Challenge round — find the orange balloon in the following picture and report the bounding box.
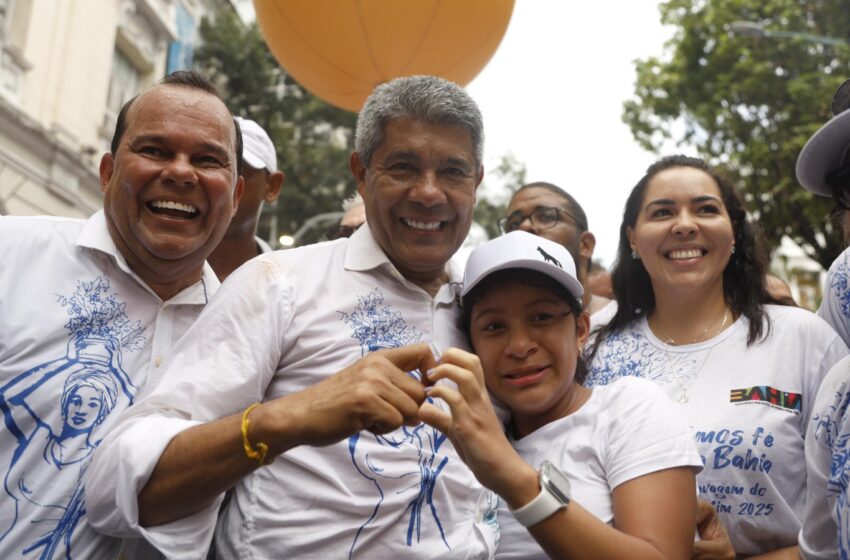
[254,0,515,112]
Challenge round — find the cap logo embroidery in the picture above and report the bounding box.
[536,246,562,269]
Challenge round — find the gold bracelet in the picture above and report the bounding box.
[241,403,270,466]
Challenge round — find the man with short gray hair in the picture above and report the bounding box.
[86,75,498,559]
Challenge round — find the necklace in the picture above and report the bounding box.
[653,309,729,404]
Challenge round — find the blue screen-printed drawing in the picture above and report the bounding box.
[813,381,850,560]
[828,259,850,320]
[586,329,701,387]
[0,277,145,558]
[339,288,452,558]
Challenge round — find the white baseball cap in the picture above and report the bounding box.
[796,79,850,196]
[235,116,278,172]
[462,231,584,304]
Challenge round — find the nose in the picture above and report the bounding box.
[505,324,537,359]
[516,217,536,234]
[672,210,697,236]
[408,170,446,207]
[161,155,197,188]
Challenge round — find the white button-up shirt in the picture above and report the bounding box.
[87,224,498,559]
[0,211,218,559]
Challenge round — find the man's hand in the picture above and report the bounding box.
[259,342,439,450]
[693,499,736,560]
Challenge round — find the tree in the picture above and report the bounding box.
[195,9,358,246]
[623,0,850,268]
[474,153,527,239]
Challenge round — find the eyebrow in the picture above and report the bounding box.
[129,135,232,160]
[645,195,721,208]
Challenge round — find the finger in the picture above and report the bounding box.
[418,402,452,433]
[426,363,486,402]
[438,348,486,386]
[378,343,438,376]
[365,398,406,434]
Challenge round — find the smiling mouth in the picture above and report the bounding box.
[148,200,200,219]
[666,248,706,260]
[401,218,444,232]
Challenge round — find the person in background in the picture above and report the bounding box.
[85,75,499,559]
[796,77,850,559]
[327,193,366,240]
[0,70,243,559]
[765,274,797,307]
[420,231,701,559]
[585,154,847,558]
[501,182,611,314]
[588,261,614,300]
[208,117,284,280]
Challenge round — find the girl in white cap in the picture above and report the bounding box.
[418,230,703,559]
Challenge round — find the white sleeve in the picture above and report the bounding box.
[85,257,292,557]
[601,377,703,489]
[800,357,850,559]
[818,249,850,349]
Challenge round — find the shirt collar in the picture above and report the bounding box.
[343,222,463,298]
[76,210,220,304]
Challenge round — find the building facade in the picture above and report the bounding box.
[0,0,228,217]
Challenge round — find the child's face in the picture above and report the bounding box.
[469,280,589,421]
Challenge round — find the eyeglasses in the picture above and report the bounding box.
[498,206,583,234]
[326,224,361,240]
[826,166,850,210]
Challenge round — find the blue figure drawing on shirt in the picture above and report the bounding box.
[586,329,702,388]
[813,382,850,560]
[0,277,144,558]
[829,259,850,320]
[339,288,451,558]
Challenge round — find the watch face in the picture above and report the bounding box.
[540,461,571,504]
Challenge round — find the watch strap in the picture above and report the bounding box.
[509,478,567,527]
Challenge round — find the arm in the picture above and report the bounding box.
[138,343,437,527]
[419,348,696,559]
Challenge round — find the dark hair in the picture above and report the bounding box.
[110,70,243,176]
[461,268,589,384]
[514,182,589,233]
[587,155,775,364]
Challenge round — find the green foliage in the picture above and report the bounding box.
[195,9,358,246]
[623,0,850,267]
[474,153,527,239]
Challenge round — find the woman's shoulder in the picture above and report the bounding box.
[763,304,841,338]
[592,376,670,410]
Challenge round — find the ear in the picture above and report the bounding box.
[265,171,285,203]
[626,226,637,252]
[350,152,367,197]
[474,165,484,191]
[575,311,591,350]
[231,175,245,218]
[99,153,114,194]
[579,231,596,262]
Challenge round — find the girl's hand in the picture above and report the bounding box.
[418,347,536,500]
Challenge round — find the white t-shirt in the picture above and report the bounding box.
[800,355,850,559]
[819,246,850,348]
[587,305,848,556]
[496,377,703,560]
[87,224,498,560]
[0,212,218,560]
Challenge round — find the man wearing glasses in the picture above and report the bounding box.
[500,182,611,314]
[796,77,850,560]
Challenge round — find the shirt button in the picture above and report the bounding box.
[154,356,163,367]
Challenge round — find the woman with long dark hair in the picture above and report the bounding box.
[586,155,848,557]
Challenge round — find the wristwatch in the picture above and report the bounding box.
[510,461,571,527]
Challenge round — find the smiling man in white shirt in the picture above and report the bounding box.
[86,75,499,559]
[0,70,243,559]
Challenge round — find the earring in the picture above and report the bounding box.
[631,249,640,260]
[731,245,736,255]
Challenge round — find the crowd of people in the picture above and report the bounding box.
[1,69,850,560]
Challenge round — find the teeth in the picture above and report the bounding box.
[150,200,198,215]
[668,249,702,259]
[403,218,441,231]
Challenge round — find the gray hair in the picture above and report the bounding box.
[355,75,484,168]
